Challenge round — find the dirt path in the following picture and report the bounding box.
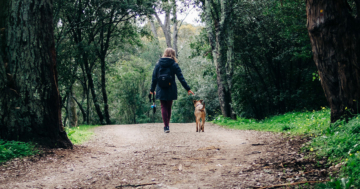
[0,123,326,188]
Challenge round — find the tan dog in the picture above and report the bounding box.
[193,100,206,132]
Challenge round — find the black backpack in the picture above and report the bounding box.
[157,63,174,88]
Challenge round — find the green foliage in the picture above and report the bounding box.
[193,0,327,119]
[0,140,39,163]
[65,125,97,145]
[213,108,330,135]
[309,117,360,188]
[54,0,156,125]
[230,0,327,119]
[107,50,161,124]
[172,95,199,123]
[172,38,220,122]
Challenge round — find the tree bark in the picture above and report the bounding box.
[96,16,113,125]
[154,12,172,48]
[67,88,78,127]
[204,0,236,119]
[86,82,90,124]
[172,0,179,56]
[0,0,72,148]
[307,0,360,122]
[149,17,159,39]
[72,96,86,123]
[83,55,105,124]
[100,58,111,124]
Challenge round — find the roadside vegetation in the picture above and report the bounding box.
[0,125,97,163]
[213,109,360,188]
[65,125,98,145]
[0,140,39,164]
[213,108,330,135]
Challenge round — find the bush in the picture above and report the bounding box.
[0,140,39,163]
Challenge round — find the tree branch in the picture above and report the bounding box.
[154,12,166,31]
[72,96,87,123]
[149,16,158,38]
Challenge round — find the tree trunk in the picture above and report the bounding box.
[154,12,172,48]
[307,0,360,122]
[97,18,113,125]
[0,0,72,148]
[149,17,159,40]
[84,58,105,124]
[86,82,90,124]
[67,88,78,127]
[172,1,179,56]
[72,96,86,124]
[226,26,236,119]
[100,58,111,124]
[204,0,236,119]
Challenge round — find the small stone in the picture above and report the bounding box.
[178,164,183,171]
[263,169,272,174]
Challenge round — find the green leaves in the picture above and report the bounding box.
[310,117,360,187]
[0,140,39,163]
[226,0,327,119]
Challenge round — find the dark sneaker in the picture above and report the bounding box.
[164,126,170,133]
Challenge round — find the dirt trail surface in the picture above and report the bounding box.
[0,123,327,188]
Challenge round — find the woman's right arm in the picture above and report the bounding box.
[150,64,158,93]
[174,64,191,91]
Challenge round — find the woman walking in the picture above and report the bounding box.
[150,48,194,133]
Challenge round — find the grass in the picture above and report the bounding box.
[213,107,330,135]
[310,117,360,188]
[213,108,360,188]
[65,124,98,145]
[0,140,39,163]
[0,124,97,164]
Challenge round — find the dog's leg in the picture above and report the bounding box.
[196,117,200,132]
[196,120,198,132]
[202,118,205,132]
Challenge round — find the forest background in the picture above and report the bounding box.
[53,0,328,127]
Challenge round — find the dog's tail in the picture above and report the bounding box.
[200,102,205,112]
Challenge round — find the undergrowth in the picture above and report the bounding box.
[0,125,97,164]
[65,125,97,145]
[0,140,39,163]
[213,108,360,188]
[310,117,360,188]
[213,107,330,135]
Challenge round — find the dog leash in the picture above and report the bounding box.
[148,93,156,114]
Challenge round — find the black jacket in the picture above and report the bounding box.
[150,58,191,100]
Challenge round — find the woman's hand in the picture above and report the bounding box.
[150,91,156,95]
[188,90,194,95]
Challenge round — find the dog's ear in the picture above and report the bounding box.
[193,100,197,104]
[200,100,203,103]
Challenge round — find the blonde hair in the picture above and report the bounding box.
[162,48,178,63]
